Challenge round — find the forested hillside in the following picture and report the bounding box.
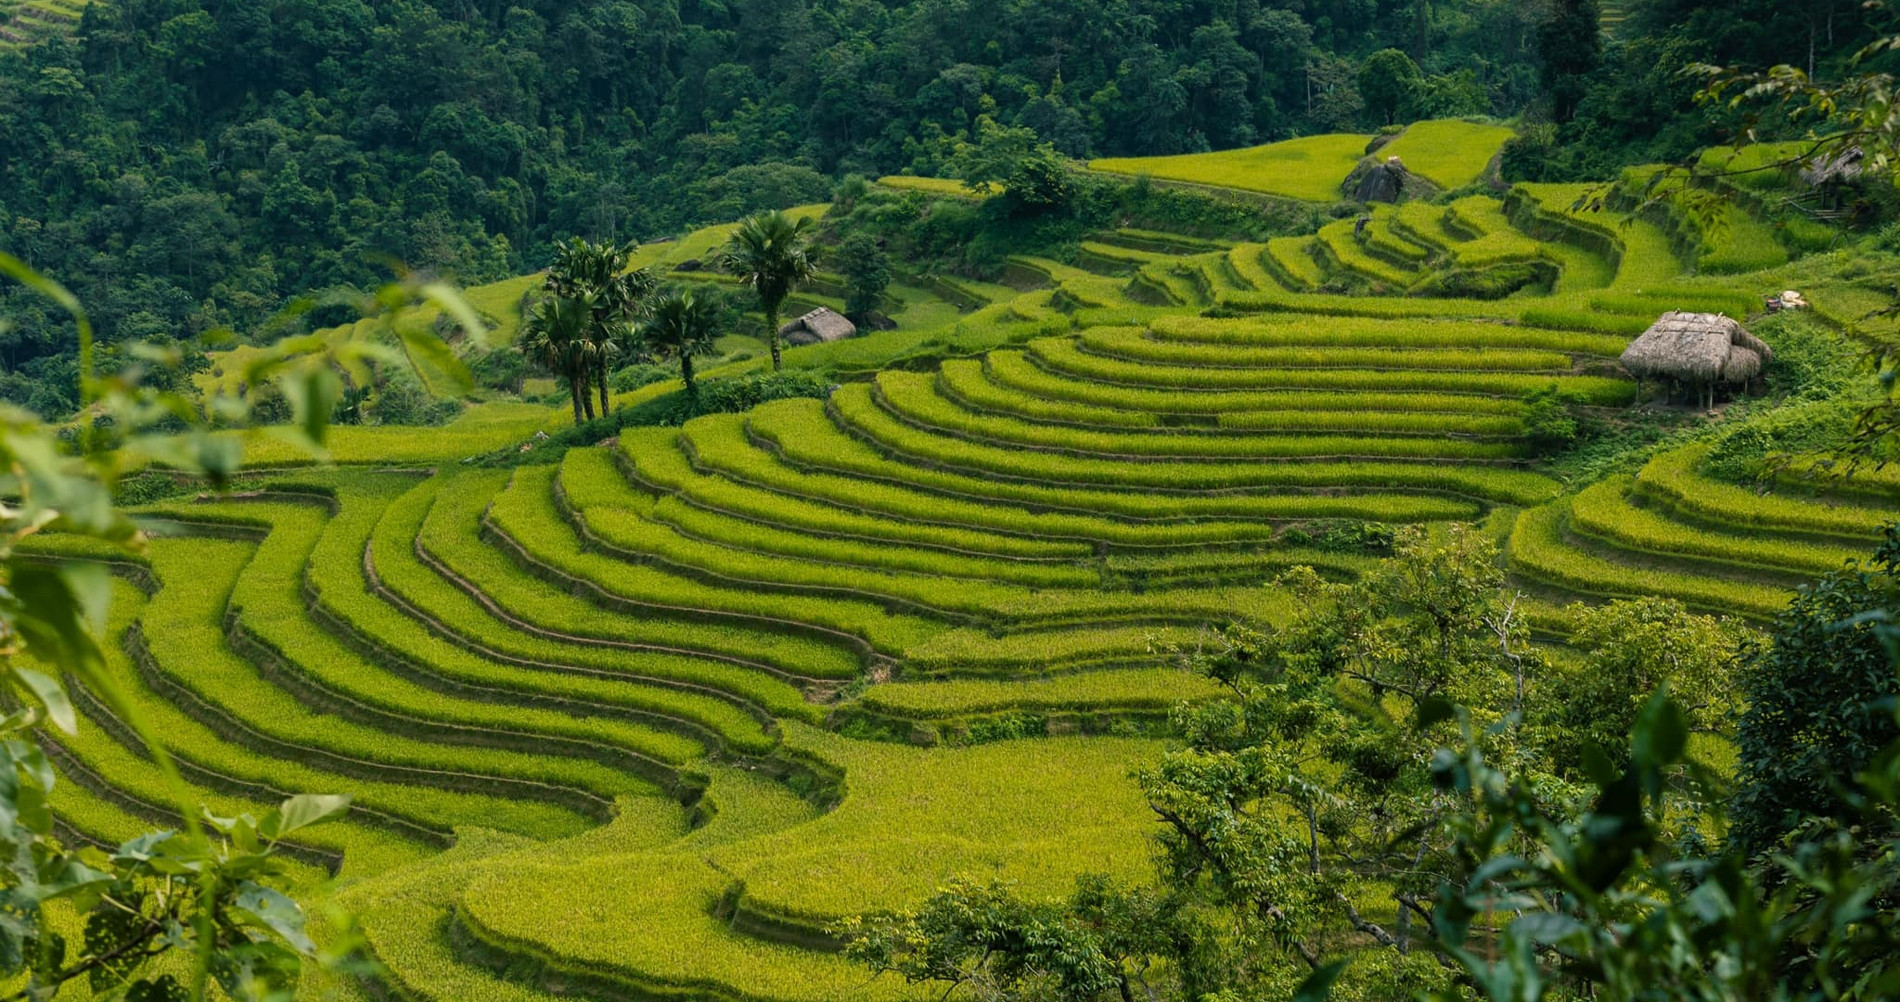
[2,1,1900,1000]
[0,0,1880,415]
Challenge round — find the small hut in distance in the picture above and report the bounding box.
[1619,311,1773,409]
[778,307,857,347]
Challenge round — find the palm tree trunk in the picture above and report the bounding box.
[597,354,611,418]
[568,374,585,424]
[681,354,696,396]
[765,303,782,372]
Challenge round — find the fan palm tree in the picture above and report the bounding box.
[716,210,817,371]
[519,293,596,423]
[546,237,655,417]
[638,290,720,396]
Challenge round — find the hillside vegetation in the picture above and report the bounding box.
[8,100,1895,1000]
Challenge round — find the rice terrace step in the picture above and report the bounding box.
[6,16,1898,998]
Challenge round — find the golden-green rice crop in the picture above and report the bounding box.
[1316,219,1419,287]
[450,733,1163,998]
[944,358,1524,436]
[1224,243,1280,291]
[1392,201,1463,251]
[183,503,684,793]
[1507,500,1791,619]
[875,174,989,198]
[873,372,1525,461]
[1364,216,1433,262]
[306,479,781,753]
[1379,119,1516,189]
[628,428,1093,558]
[1568,476,1866,578]
[1006,256,1133,308]
[695,410,1478,540]
[567,447,1299,629]
[906,623,1204,674]
[1634,444,1896,541]
[490,463,942,653]
[1146,314,1629,356]
[859,668,1222,718]
[1029,337,1635,403]
[982,349,1527,416]
[124,540,603,841]
[233,402,560,465]
[1265,237,1326,289]
[376,475,836,713]
[1078,326,1575,370]
[816,389,1561,503]
[415,469,866,681]
[1089,132,1369,201]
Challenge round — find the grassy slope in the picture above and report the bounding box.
[1088,119,1514,201]
[1091,132,1372,201]
[71,131,1895,1002]
[1380,119,1516,189]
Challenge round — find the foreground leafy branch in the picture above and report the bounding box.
[0,254,478,1000]
[840,526,1900,1001]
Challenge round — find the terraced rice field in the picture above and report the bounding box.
[0,0,89,46]
[40,144,1893,1000]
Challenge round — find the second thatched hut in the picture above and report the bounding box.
[1619,311,1772,409]
[778,307,858,347]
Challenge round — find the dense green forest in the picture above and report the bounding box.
[0,0,1886,415]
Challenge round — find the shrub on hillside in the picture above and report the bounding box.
[611,362,674,393]
[367,366,463,426]
[1522,385,1581,455]
[1279,519,1397,555]
[1412,260,1556,298]
[469,344,529,393]
[1730,525,1900,854]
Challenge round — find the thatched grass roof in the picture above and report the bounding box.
[1620,311,1772,384]
[1801,146,1864,187]
[779,306,857,345]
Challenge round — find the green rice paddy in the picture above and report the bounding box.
[40,130,1890,1001]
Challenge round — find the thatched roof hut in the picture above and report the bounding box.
[1800,146,1864,188]
[1620,311,1772,407]
[778,307,857,346]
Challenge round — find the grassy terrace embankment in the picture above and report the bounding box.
[38,128,1895,1001]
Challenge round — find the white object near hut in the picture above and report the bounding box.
[778,307,857,346]
[1620,311,1773,409]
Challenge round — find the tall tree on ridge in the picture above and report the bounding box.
[545,237,654,417]
[638,290,721,396]
[520,293,596,422]
[718,210,818,372]
[1360,48,1423,126]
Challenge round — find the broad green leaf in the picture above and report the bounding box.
[233,883,313,953]
[11,669,73,736]
[84,900,151,992]
[125,975,188,1002]
[394,320,473,395]
[420,281,493,351]
[263,794,350,840]
[61,561,110,638]
[278,364,340,451]
[7,563,104,678]
[1292,960,1346,1002]
[1415,696,1456,729]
